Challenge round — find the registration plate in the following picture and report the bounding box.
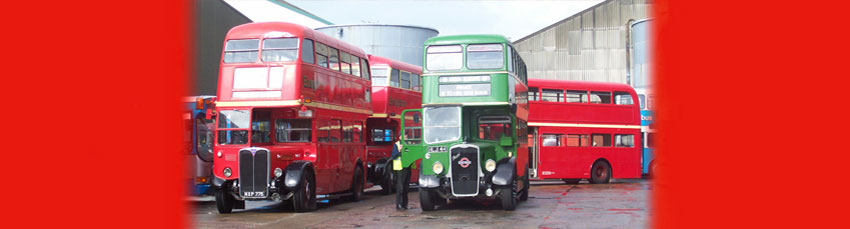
[242,191,265,197]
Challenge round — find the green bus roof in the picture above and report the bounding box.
[424,34,510,46]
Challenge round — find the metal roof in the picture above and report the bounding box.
[223,0,332,29]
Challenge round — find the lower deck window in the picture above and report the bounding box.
[251,121,271,143]
[477,115,512,141]
[591,134,612,147]
[615,134,635,147]
[541,134,562,146]
[276,119,311,142]
[565,134,589,147]
[218,130,249,145]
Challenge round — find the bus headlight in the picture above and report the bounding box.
[274,168,283,178]
[432,161,444,174]
[485,159,496,172]
[508,151,513,157]
[223,167,232,178]
[217,151,222,158]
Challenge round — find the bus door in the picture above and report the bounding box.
[528,127,539,179]
[537,132,569,179]
[400,109,424,171]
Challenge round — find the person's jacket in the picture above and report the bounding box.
[390,141,402,159]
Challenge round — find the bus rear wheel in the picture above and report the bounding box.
[519,165,530,201]
[649,161,657,179]
[347,166,364,201]
[215,188,234,214]
[589,160,611,184]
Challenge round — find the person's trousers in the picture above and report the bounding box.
[395,167,411,206]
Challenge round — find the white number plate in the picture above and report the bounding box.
[242,191,265,197]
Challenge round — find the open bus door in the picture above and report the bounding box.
[399,109,424,171]
[528,127,538,179]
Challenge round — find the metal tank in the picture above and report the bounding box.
[316,24,439,67]
[629,19,652,90]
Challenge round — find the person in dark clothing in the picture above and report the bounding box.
[391,139,411,210]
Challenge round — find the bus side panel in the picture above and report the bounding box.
[530,103,635,125]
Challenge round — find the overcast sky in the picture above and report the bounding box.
[287,0,602,41]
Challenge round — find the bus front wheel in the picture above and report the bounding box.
[380,164,395,195]
[215,188,234,214]
[420,187,437,211]
[293,171,316,212]
[589,160,611,184]
[501,170,518,211]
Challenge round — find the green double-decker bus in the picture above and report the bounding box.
[400,34,530,211]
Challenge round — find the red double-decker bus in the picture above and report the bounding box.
[527,79,642,184]
[364,55,422,194]
[211,22,373,213]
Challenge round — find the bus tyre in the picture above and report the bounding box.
[649,161,657,179]
[293,171,316,212]
[215,188,233,214]
[590,160,611,184]
[348,166,364,201]
[419,187,437,211]
[501,170,518,211]
[562,179,581,184]
[519,165,530,201]
[380,164,395,195]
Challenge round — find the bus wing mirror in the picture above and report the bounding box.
[500,135,513,147]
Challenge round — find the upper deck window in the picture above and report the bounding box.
[301,39,314,64]
[351,56,361,77]
[466,44,504,70]
[528,87,539,101]
[590,91,612,104]
[315,42,329,68]
[328,47,341,71]
[614,91,633,105]
[566,90,588,103]
[400,71,411,89]
[541,89,564,102]
[390,69,400,87]
[411,74,420,91]
[638,94,646,109]
[261,38,298,62]
[224,39,259,63]
[340,52,352,75]
[361,59,371,80]
[371,67,388,86]
[426,45,462,71]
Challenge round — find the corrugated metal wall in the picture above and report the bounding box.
[194,0,251,95]
[316,25,439,67]
[514,0,651,84]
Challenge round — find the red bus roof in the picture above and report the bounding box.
[367,54,422,75]
[226,22,367,59]
[528,78,636,93]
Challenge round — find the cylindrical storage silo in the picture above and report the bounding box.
[316,24,439,67]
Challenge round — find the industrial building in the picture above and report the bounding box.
[193,0,331,95]
[514,0,652,84]
[316,24,439,67]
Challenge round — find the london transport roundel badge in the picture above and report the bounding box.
[458,157,471,168]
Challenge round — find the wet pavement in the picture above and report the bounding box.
[192,179,651,228]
